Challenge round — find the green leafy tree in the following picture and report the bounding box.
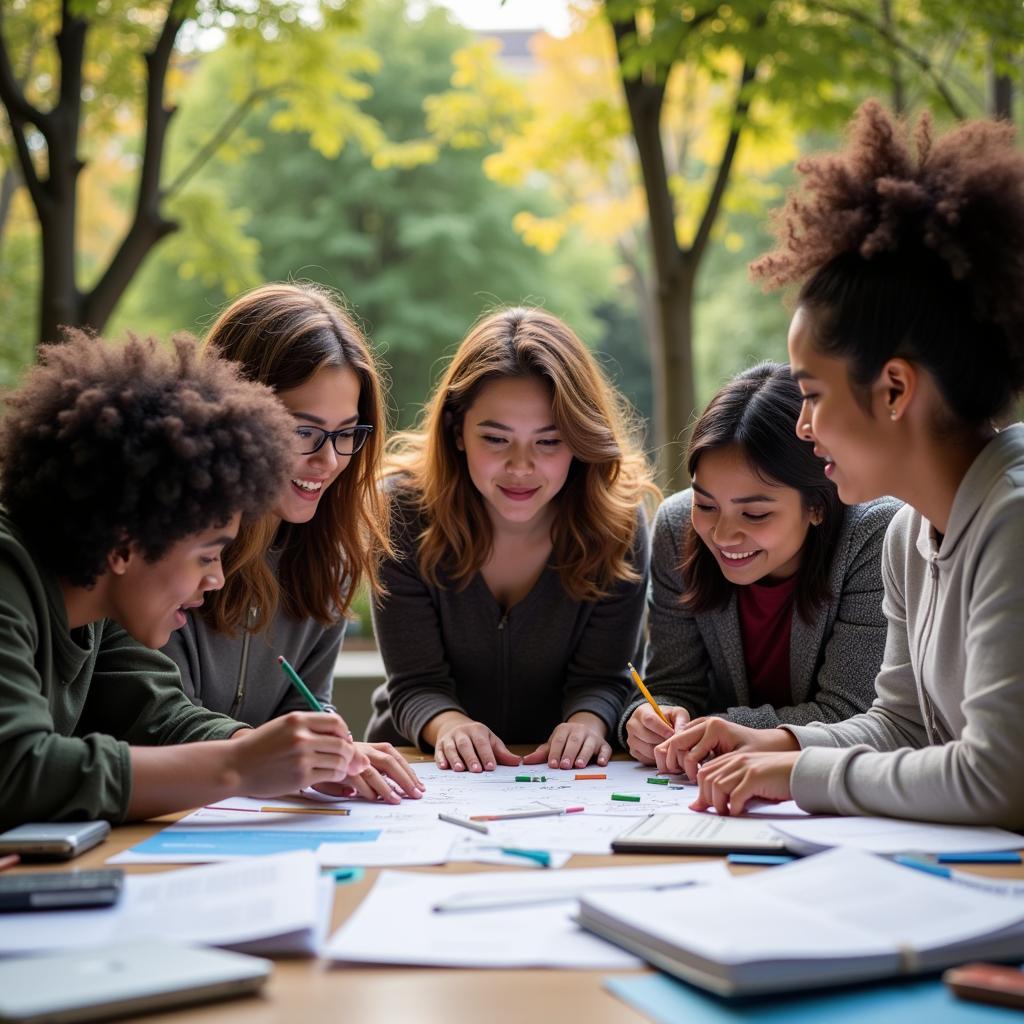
[115,0,618,421]
[608,0,1024,489]
[0,0,379,346]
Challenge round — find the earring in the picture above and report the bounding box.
[890,408,898,420]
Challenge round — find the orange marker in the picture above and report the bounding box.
[575,773,606,780]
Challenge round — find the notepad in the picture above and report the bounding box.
[612,813,793,855]
[578,848,1024,997]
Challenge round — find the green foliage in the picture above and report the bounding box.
[115,0,618,422]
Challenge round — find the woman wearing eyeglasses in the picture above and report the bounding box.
[161,281,423,803]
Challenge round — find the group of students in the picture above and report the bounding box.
[2,101,1022,833]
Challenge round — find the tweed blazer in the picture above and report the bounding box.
[616,490,901,746]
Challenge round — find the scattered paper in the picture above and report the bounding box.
[324,860,729,969]
[0,851,329,957]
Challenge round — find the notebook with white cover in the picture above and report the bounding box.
[578,847,1024,996]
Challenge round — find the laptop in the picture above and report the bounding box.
[0,939,271,1023]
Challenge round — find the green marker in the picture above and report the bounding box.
[646,777,669,785]
[611,793,641,802]
[514,775,547,782]
[277,655,324,712]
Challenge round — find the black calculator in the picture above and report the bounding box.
[0,868,124,912]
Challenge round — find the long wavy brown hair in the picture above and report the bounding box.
[388,307,658,602]
[200,282,391,633]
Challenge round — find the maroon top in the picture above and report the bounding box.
[737,575,799,709]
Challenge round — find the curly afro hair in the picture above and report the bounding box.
[751,100,1024,424]
[0,330,295,587]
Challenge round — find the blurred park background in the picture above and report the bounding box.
[1,1,1021,486]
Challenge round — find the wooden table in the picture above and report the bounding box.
[11,749,1024,1023]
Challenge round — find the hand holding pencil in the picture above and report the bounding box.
[624,662,692,766]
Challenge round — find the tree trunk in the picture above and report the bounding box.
[658,261,695,492]
[991,70,1013,121]
[36,5,86,344]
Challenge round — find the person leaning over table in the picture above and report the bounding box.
[366,306,660,772]
[668,102,1024,830]
[620,362,900,773]
[0,330,368,829]
[162,282,422,804]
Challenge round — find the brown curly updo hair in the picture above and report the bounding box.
[0,330,294,587]
[751,100,1024,426]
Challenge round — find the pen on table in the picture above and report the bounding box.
[575,774,606,780]
[627,661,671,727]
[277,655,324,712]
[259,805,351,816]
[515,775,547,782]
[0,854,19,873]
[498,848,552,868]
[432,879,697,914]
[936,851,1023,864]
[438,812,489,835]
[470,807,585,822]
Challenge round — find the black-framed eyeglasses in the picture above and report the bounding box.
[293,424,374,456]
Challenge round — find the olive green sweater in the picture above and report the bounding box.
[0,512,241,828]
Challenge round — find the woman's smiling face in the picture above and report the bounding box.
[690,443,817,585]
[457,374,575,530]
[788,306,893,506]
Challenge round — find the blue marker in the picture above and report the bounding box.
[727,854,796,866]
[499,848,551,868]
[893,855,952,879]
[936,851,1023,864]
[323,867,365,884]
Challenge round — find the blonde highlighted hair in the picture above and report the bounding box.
[201,281,391,633]
[388,307,658,602]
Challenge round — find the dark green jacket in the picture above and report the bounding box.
[0,511,241,828]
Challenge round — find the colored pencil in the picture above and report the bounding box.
[438,813,489,835]
[277,655,324,712]
[470,807,584,822]
[627,661,671,727]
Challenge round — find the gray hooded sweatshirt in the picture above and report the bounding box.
[785,424,1024,829]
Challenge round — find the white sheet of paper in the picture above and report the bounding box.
[315,835,454,866]
[323,860,730,968]
[0,851,328,957]
[108,761,813,866]
[772,815,1024,854]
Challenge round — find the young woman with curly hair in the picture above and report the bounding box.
[621,363,900,770]
[366,307,659,772]
[0,330,367,828]
[670,101,1024,829]
[161,282,422,804]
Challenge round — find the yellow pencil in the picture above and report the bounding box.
[627,662,671,727]
[259,805,351,816]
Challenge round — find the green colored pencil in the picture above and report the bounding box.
[277,655,324,712]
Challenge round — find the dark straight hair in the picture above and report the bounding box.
[680,361,843,622]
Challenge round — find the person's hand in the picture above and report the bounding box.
[230,712,369,795]
[626,704,691,765]
[428,712,520,772]
[655,719,797,779]
[690,750,800,816]
[315,742,425,804]
[523,711,611,770]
